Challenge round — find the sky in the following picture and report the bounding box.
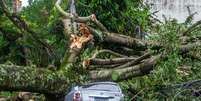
[22,0,28,7]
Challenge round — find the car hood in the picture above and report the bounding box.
[81,89,122,99]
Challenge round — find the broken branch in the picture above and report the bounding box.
[89,55,160,81]
[85,57,136,66]
[88,27,147,49]
[183,20,201,36]
[117,52,152,68]
[91,49,127,58]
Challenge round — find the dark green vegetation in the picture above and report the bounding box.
[0,0,201,100]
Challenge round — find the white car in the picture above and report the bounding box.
[65,82,124,101]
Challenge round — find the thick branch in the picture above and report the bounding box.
[55,0,108,32]
[0,64,69,96]
[55,0,89,22]
[86,57,136,65]
[0,26,22,41]
[104,46,145,56]
[91,49,127,58]
[186,52,201,60]
[55,0,72,17]
[89,55,160,81]
[161,79,201,93]
[180,41,201,53]
[117,52,152,68]
[61,24,94,67]
[87,64,122,70]
[88,27,147,49]
[67,48,82,63]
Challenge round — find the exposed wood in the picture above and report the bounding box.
[61,24,94,67]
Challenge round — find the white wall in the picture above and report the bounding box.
[145,0,201,22]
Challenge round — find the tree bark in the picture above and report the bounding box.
[0,64,69,96]
[89,55,160,81]
[88,27,147,49]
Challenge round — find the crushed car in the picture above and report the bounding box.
[65,82,124,101]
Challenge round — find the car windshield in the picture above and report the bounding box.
[82,84,120,92]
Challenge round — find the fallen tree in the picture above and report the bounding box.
[0,0,201,100]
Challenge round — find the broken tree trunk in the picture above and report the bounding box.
[0,64,69,96]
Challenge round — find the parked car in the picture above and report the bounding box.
[65,82,124,101]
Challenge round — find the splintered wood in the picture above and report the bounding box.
[70,24,93,49]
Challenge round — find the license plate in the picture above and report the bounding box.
[94,97,109,101]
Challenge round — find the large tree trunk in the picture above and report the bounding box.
[0,64,69,97]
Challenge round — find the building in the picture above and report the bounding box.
[145,0,201,22]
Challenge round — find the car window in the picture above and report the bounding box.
[82,84,120,92]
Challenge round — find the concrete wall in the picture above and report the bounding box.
[144,0,201,22]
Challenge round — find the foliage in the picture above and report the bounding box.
[120,19,201,100]
[77,0,151,35]
[1,0,151,66]
[19,0,67,66]
[0,7,25,64]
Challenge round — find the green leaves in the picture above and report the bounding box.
[77,0,151,35]
[111,71,119,81]
[0,35,8,48]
